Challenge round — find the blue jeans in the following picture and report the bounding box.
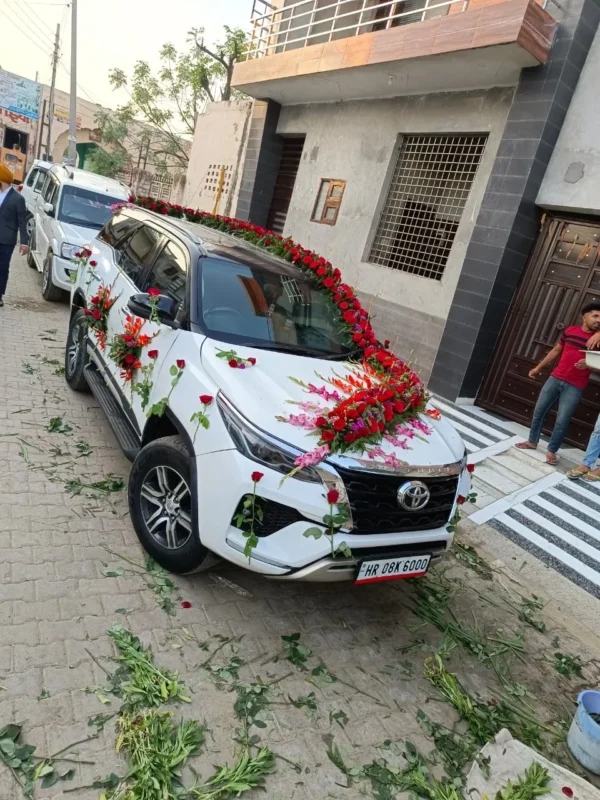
[528,376,583,453]
[583,414,600,468]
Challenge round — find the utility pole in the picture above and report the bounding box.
[67,0,78,166]
[45,24,60,161]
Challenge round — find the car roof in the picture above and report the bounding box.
[48,164,130,196]
[29,159,53,171]
[123,206,304,279]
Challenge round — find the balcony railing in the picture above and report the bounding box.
[248,0,470,58]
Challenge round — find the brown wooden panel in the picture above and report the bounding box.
[266,136,305,235]
[478,215,600,449]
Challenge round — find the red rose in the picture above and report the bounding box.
[365,347,376,359]
[369,420,378,435]
[457,495,466,505]
[91,309,101,320]
[147,287,161,297]
[467,463,475,473]
[90,296,100,304]
[359,339,367,348]
[302,256,312,265]
[229,359,238,368]
[323,277,334,288]
[133,360,142,369]
[200,394,213,405]
[84,308,92,316]
[176,359,186,369]
[89,260,97,267]
[148,349,159,359]
[317,266,327,277]
[343,311,355,323]
[309,261,319,270]
[122,334,134,343]
[339,302,349,310]
[346,408,359,420]
[327,489,340,505]
[248,357,256,365]
[124,353,136,365]
[334,294,342,303]
[251,471,264,483]
[344,432,357,444]
[321,430,335,442]
[393,400,406,414]
[333,418,346,432]
[315,416,328,428]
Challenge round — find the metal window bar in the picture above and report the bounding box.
[368,134,487,281]
[247,0,463,57]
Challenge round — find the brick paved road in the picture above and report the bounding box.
[1,254,599,799]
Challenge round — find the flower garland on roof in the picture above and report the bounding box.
[123,195,431,464]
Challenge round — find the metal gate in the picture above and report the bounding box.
[266,136,305,235]
[477,215,600,448]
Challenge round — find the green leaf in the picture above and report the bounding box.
[169,364,178,376]
[303,527,323,540]
[102,566,125,577]
[41,770,60,788]
[330,709,349,729]
[0,725,22,742]
[0,740,16,756]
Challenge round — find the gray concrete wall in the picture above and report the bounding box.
[276,88,513,380]
[537,25,600,215]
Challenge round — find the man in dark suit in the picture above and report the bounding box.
[0,163,29,307]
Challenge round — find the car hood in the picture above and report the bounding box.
[201,339,464,467]
[56,221,100,246]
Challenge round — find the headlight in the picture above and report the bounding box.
[217,393,322,484]
[61,243,83,261]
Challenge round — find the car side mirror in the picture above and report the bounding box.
[43,202,54,216]
[127,292,181,329]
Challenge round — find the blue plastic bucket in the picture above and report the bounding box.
[567,690,600,775]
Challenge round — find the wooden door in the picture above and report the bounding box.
[266,136,305,235]
[477,215,600,448]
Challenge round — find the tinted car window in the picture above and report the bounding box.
[143,239,188,308]
[199,257,354,356]
[58,186,125,230]
[26,169,38,187]
[115,225,162,289]
[34,170,47,192]
[98,214,140,247]
[43,178,59,205]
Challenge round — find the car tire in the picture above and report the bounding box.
[64,309,91,392]
[128,435,218,575]
[42,252,64,301]
[27,228,36,269]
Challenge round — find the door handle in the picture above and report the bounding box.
[556,322,565,330]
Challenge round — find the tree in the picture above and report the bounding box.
[85,146,128,179]
[101,25,247,173]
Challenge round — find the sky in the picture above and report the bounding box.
[1,0,250,110]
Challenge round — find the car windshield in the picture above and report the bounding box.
[58,185,125,229]
[199,256,355,357]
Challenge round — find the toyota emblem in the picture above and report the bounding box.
[397,481,431,511]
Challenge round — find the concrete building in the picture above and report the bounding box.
[230,0,600,448]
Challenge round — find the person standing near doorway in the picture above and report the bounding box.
[516,304,600,465]
[0,163,29,307]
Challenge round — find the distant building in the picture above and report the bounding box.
[0,68,187,200]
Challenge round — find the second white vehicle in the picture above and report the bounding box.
[29,165,129,301]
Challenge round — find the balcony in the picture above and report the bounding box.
[232,0,556,103]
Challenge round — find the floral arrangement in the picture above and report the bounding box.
[232,471,264,560]
[147,359,186,418]
[107,316,154,383]
[303,488,351,559]
[190,395,213,442]
[83,283,117,350]
[216,349,257,370]
[126,194,432,469]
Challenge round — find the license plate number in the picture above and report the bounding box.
[355,554,431,585]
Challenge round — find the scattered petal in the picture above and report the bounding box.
[181,601,192,609]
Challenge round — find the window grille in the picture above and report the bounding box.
[369,134,487,281]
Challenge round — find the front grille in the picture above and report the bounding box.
[336,467,458,535]
[351,541,448,561]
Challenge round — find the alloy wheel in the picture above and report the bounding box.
[67,322,80,376]
[140,466,193,550]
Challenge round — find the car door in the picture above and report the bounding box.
[125,235,190,432]
[102,223,165,423]
[34,175,59,261]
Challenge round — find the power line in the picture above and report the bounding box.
[23,0,61,36]
[0,2,53,61]
[4,0,57,53]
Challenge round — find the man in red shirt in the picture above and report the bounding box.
[516,302,600,464]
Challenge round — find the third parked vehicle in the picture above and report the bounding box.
[29,164,129,301]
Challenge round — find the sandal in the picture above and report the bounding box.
[546,452,558,466]
[567,467,590,480]
[582,472,600,483]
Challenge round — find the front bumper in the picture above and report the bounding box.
[52,255,76,291]
[194,449,470,581]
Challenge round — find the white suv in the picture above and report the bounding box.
[66,203,470,582]
[20,158,53,238]
[29,165,129,301]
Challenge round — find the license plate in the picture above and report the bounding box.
[355,554,431,585]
